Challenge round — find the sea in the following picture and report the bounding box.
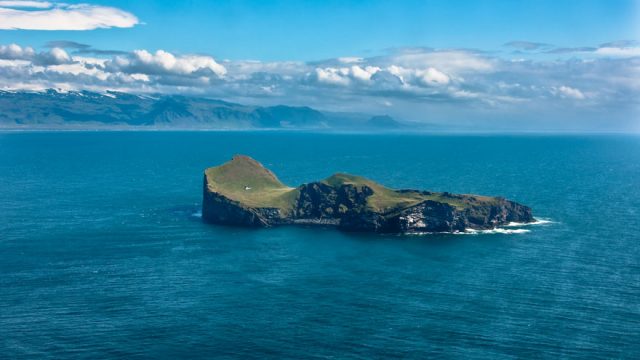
[1,131,638,359]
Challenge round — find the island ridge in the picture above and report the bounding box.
[202,155,534,233]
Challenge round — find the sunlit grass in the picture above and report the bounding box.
[206,156,501,214]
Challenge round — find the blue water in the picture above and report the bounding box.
[1,132,639,359]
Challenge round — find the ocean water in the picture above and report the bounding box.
[1,132,639,359]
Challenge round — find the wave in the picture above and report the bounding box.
[504,218,554,227]
[463,228,530,235]
[407,228,530,236]
[191,211,202,218]
[406,218,554,236]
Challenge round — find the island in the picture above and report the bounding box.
[202,155,534,233]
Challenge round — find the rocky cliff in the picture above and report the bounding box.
[202,155,534,233]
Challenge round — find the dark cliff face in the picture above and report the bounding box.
[294,182,372,219]
[202,175,283,227]
[388,198,533,233]
[202,156,534,233]
[203,177,533,233]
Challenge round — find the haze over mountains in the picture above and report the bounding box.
[0,90,406,131]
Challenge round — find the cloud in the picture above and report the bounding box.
[45,40,128,56]
[0,1,138,30]
[369,70,404,90]
[386,48,494,74]
[0,1,51,8]
[75,48,128,56]
[0,43,35,60]
[311,65,385,86]
[107,50,227,77]
[504,41,552,51]
[350,65,380,82]
[337,57,363,64]
[593,40,640,57]
[45,40,90,49]
[33,47,71,65]
[314,67,351,86]
[418,67,449,85]
[0,43,71,65]
[595,46,640,57]
[553,85,585,100]
[0,41,637,130]
[47,61,108,80]
[542,40,640,58]
[546,47,597,54]
[599,40,639,48]
[383,65,452,88]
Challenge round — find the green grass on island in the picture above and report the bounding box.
[321,173,425,212]
[205,155,300,211]
[205,155,501,214]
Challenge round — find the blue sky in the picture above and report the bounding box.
[3,0,638,60]
[0,0,638,131]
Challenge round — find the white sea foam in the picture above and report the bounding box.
[504,218,554,227]
[191,211,202,218]
[464,228,531,235]
[407,221,552,236]
[406,227,530,236]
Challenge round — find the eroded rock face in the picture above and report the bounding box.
[294,182,372,219]
[203,179,533,233]
[203,179,271,227]
[201,156,534,233]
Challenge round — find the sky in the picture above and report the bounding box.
[0,0,638,131]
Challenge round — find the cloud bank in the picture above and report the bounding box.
[0,1,138,30]
[0,40,638,130]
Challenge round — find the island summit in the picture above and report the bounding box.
[202,155,534,233]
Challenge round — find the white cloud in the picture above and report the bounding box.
[555,85,585,100]
[129,73,150,82]
[337,57,363,64]
[386,65,407,83]
[0,44,72,65]
[595,46,640,57]
[388,49,494,74]
[314,67,350,86]
[0,43,35,59]
[350,65,380,82]
[0,58,30,67]
[504,41,551,51]
[48,62,108,80]
[33,47,71,65]
[313,65,381,85]
[385,65,450,86]
[224,60,304,79]
[418,67,450,85]
[70,55,107,66]
[112,50,227,77]
[0,1,138,30]
[0,41,637,124]
[0,1,51,8]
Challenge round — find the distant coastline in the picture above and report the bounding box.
[0,89,412,132]
[1,127,636,136]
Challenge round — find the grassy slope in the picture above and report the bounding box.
[206,156,500,214]
[322,173,425,213]
[205,155,299,211]
[322,173,499,213]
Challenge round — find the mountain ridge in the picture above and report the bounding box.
[0,89,408,131]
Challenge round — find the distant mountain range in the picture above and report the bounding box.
[0,89,407,131]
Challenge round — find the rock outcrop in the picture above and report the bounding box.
[202,155,534,233]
